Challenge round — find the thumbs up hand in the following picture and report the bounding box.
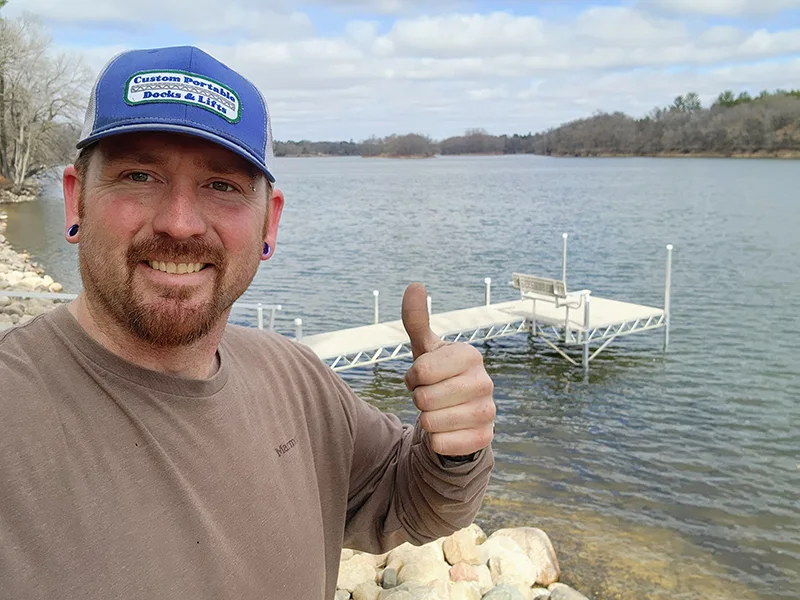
[402,282,495,458]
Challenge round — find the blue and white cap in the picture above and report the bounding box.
[77,46,275,183]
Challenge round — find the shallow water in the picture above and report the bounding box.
[5,155,799,599]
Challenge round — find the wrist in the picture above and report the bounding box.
[437,450,482,467]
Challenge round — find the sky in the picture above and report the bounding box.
[7,0,800,141]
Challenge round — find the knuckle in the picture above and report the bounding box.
[477,426,494,448]
[477,372,494,396]
[413,387,431,411]
[419,411,434,432]
[429,433,446,455]
[413,358,432,383]
[467,345,484,365]
[474,399,496,423]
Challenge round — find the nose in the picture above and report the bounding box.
[151,178,208,240]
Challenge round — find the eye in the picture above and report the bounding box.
[209,181,236,193]
[128,172,151,182]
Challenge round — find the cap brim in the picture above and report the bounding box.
[77,123,276,183]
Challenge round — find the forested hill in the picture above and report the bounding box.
[274,89,800,158]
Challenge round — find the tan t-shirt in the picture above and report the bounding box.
[0,305,493,599]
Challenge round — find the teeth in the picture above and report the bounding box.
[147,261,206,274]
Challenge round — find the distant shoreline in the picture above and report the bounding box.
[541,150,800,160]
[276,150,800,160]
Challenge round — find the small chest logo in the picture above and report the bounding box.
[275,437,297,458]
[125,70,242,123]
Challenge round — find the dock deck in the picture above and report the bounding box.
[301,295,666,372]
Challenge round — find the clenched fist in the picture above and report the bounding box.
[401,282,496,458]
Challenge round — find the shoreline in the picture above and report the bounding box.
[539,149,800,159]
[337,523,591,600]
[0,208,68,331]
[275,150,800,160]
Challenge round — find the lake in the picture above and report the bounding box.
[4,155,799,600]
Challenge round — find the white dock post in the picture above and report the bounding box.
[427,295,432,315]
[562,233,568,283]
[484,278,492,306]
[269,306,278,331]
[583,295,591,373]
[664,244,673,351]
[373,290,380,324]
[294,318,303,341]
[257,303,264,330]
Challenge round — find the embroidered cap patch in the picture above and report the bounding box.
[125,70,241,123]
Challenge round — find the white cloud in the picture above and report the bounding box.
[641,0,800,16]
[6,0,313,39]
[7,1,800,140]
[385,13,547,58]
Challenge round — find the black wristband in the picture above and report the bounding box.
[437,451,480,467]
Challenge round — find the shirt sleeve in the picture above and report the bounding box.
[333,373,494,554]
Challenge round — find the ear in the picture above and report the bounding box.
[63,164,81,243]
[262,188,284,261]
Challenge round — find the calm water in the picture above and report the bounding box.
[4,155,799,600]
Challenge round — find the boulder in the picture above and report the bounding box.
[449,562,479,583]
[448,581,481,600]
[338,555,378,593]
[482,584,528,600]
[353,580,382,600]
[397,560,450,586]
[443,525,485,566]
[490,528,560,586]
[387,541,444,570]
[547,583,589,600]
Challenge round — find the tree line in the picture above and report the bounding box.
[276,90,800,158]
[0,10,87,195]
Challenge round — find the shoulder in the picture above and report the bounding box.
[0,311,61,424]
[0,309,59,375]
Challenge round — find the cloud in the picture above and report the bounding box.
[7,1,800,140]
[641,0,800,16]
[6,0,314,39]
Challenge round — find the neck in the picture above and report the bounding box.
[68,293,226,379]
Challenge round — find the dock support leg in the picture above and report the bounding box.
[294,318,303,341]
[484,278,491,306]
[562,233,568,284]
[664,244,673,352]
[373,290,380,324]
[583,295,591,374]
[257,303,264,330]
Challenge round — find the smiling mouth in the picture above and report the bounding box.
[146,261,208,274]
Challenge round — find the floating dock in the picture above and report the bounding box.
[296,235,673,373]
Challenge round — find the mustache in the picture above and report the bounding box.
[126,236,226,268]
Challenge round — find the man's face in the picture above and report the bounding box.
[68,132,282,347]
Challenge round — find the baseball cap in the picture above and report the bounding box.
[77,45,275,183]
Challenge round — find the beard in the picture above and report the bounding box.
[78,229,260,348]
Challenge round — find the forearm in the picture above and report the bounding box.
[344,416,493,553]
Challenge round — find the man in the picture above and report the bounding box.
[0,46,494,599]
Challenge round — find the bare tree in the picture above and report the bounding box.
[0,15,88,194]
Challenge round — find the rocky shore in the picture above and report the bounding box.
[0,210,68,331]
[336,524,591,600]
[0,180,40,204]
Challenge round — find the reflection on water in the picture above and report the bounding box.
[4,156,799,599]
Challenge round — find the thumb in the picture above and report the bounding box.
[402,282,441,359]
